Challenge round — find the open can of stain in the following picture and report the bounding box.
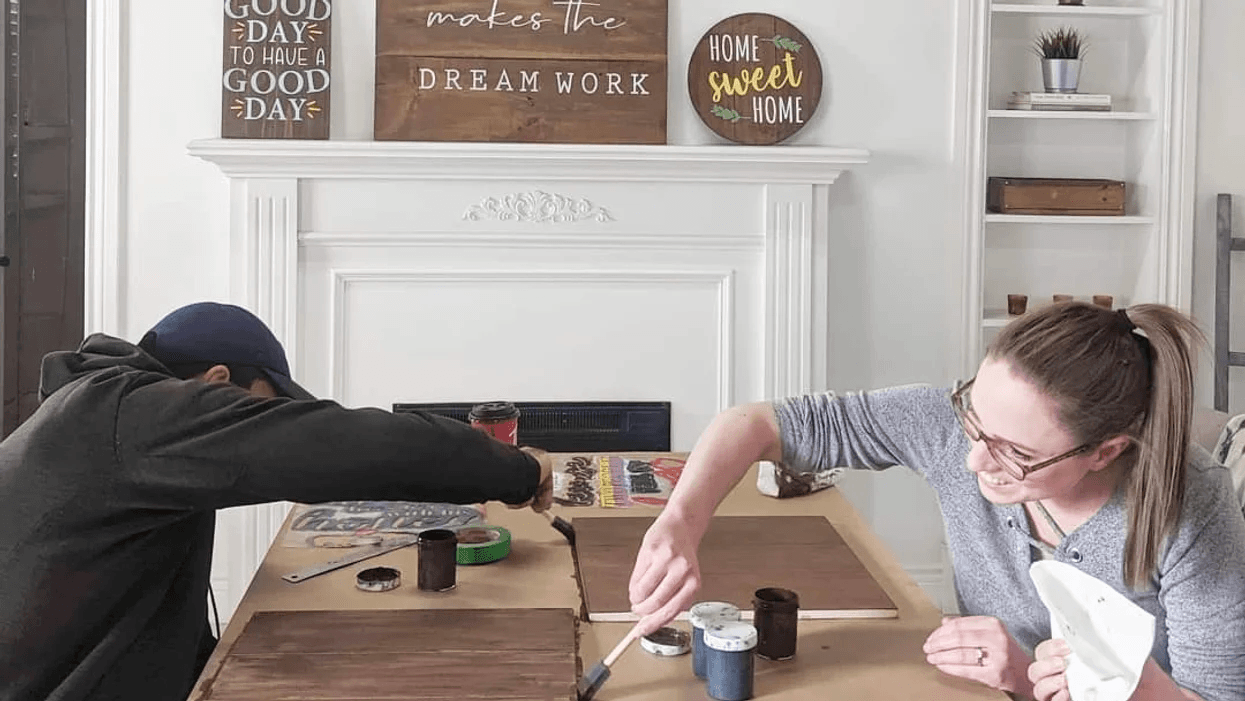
[468,401,520,445]
[640,626,691,656]
[355,566,401,593]
[752,587,799,660]
[690,601,742,679]
[417,529,458,592]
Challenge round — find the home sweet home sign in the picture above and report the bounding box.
[221,0,332,139]
[375,0,667,144]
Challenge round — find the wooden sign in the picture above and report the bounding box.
[688,13,822,145]
[221,0,332,139]
[375,0,667,144]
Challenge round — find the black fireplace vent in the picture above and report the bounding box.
[391,401,671,453]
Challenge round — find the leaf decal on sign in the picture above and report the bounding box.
[711,104,746,123]
[768,35,802,53]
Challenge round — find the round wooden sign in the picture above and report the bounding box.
[688,13,823,145]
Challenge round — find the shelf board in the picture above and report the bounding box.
[988,109,1156,121]
[991,3,1160,17]
[985,214,1155,225]
[983,311,1014,328]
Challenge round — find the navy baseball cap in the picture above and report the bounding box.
[138,302,315,400]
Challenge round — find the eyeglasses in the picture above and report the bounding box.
[950,378,1094,481]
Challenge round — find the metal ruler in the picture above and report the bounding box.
[282,535,420,584]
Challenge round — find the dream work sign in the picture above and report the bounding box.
[221,0,332,139]
[375,0,667,144]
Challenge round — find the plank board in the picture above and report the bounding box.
[200,609,578,700]
[573,515,897,621]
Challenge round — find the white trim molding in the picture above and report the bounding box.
[85,0,125,336]
[328,269,736,411]
[1164,0,1203,313]
[765,185,815,398]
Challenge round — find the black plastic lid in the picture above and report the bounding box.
[468,401,520,421]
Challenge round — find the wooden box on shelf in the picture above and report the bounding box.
[986,177,1126,216]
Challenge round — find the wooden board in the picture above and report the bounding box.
[198,608,578,700]
[374,0,667,143]
[221,0,332,139]
[573,515,897,621]
[687,13,822,145]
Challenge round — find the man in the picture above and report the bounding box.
[0,302,553,701]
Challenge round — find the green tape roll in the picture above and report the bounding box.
[454,525,512,565]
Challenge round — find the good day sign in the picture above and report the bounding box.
[221,0,332,139]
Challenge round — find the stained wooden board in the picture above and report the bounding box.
[573,515,897,621]
[198,608,578,700]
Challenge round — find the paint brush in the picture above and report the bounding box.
[577,624,642,701]
[542,509,576,545]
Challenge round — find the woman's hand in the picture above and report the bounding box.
[923,616,1034,697]
[625,401,782,636]
[1028,638,1070,701]
[627,510,705,635]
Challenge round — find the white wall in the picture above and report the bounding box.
[115,0,1033,609]
[1192,0,1245,416]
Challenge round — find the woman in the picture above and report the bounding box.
[627,302,1245,701]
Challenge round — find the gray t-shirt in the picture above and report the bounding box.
[773,384,1245,701]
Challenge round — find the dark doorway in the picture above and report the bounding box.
[1,0,86,435]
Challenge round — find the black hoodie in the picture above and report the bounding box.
[0,334,539,701]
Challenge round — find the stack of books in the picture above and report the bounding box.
[1007,92,1112,111]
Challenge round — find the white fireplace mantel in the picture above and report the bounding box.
[188,138,868,183]
[189,137,869,621]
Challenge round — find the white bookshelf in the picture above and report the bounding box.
[957,0,1200,371]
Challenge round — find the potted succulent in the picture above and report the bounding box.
[1033,26,1086,93]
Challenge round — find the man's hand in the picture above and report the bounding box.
[507,446,553,513]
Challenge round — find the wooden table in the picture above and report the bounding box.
[189,465,1006,700]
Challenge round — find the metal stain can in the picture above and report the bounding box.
[703,621,757,701]
[690,601,742,679]
[468,401,520,445]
